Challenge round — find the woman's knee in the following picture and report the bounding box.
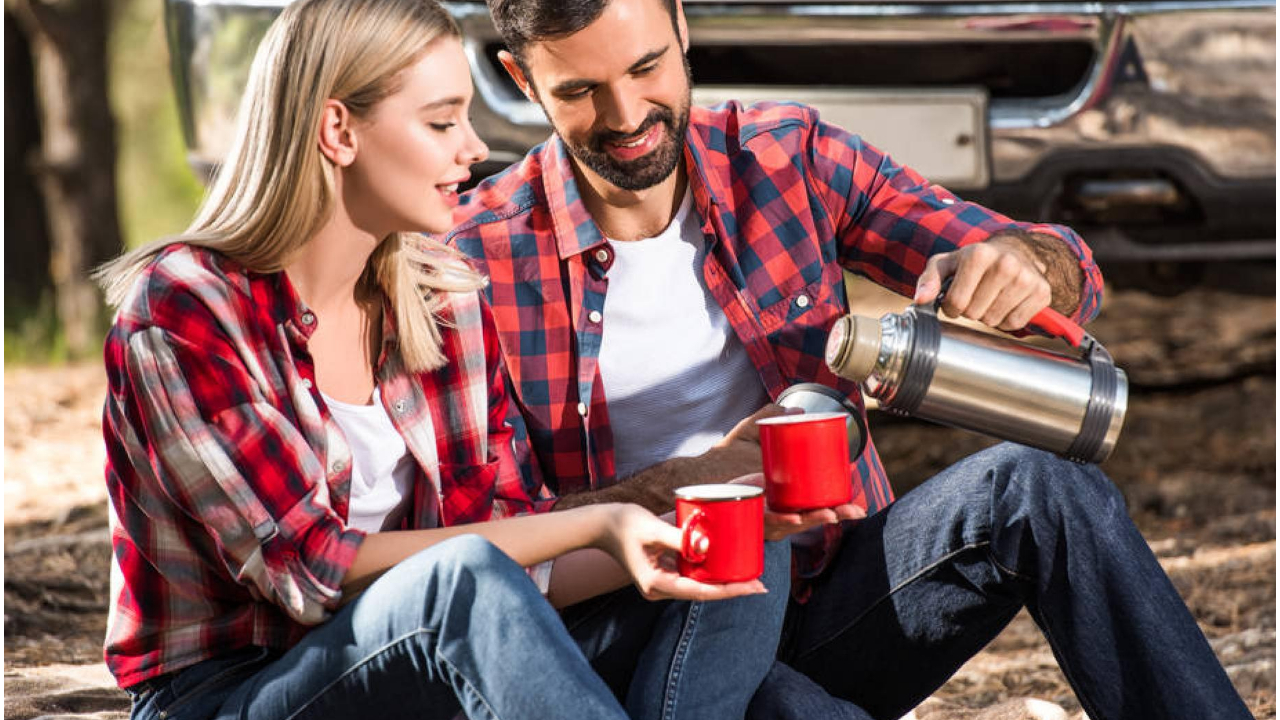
[417,535,527,588]
[370,535,534,614]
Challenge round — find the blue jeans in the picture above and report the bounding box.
[746,443,1251,720]
[127,535,789,720]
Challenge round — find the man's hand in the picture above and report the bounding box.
[727,473,866,541]
[712,403,794,451]
[553,404,794,514]
[914,231,1083,332]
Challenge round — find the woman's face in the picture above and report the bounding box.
[344,37,488,237]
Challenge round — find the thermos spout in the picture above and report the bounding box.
[824,314,883,384]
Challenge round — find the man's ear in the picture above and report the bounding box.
[674,0,689,53]
[497,50,538,103]
[317,99,358,167]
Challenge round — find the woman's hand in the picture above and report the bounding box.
[592,504,767,602]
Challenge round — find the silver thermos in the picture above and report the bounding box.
[824,299,1127,464]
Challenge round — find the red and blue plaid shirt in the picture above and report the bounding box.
[447,101,1103,584]
[101,244,553,688]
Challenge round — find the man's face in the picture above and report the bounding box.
[508,0,692,192]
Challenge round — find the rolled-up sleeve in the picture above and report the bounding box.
[806,112,1103,323]
[124,326,364,625]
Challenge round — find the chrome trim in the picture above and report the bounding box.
[165,0,1274,207]
[1075,178,1181,210]
[990,13,1122,130]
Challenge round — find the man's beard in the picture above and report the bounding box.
[558,71,692,191]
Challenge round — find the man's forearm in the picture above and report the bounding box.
[994,230,1085,315]
[552,441,761,514]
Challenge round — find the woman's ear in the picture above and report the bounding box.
[318,99,358,166]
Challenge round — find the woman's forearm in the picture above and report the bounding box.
[342,505,613,595]
[545,548,631,609]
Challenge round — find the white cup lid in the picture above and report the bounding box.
[674,484,764,501]
[755,411,848,426]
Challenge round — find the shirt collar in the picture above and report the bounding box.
[681,106,728,218]
[266,268,316,340]
[543,137,608,260]
[273,267,399,370]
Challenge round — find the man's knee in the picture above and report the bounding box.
[986,444,1122,511]
[747,662,874,720]
[975,443,1132,549]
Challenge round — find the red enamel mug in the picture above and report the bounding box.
[757,412,853,512]
[674,484,765,583]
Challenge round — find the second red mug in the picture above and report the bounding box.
[757,412,852,512]
[674,484,765,583]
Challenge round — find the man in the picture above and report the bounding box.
[445,0,1251,717]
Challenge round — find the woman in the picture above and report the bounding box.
[97,0,786,717]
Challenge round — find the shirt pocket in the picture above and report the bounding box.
[435,460,500,527]
[758,269,845,339]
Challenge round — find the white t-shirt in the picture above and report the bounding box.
[323,387,422,533]
[598,190,771,479]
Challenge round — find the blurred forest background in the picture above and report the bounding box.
[6,0,202,363]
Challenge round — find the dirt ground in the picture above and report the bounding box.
[3,280,1275,719]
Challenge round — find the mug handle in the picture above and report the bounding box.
[681,510,710,564]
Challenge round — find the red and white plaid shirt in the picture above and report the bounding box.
[447,101,1103,591]
[101,244,553,689]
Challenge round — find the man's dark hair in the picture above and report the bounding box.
[487,0,680,63]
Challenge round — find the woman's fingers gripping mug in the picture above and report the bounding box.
[674,484,765,583]
[756,412,853,512]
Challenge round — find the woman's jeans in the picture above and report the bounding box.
[745,443,1252,720]
[126,535,790,720]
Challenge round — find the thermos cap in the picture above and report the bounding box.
[825,314,882,382]
[775,383,868,462]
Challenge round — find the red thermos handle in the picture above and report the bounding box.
[1029,307,1085,347]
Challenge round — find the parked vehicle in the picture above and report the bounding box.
[165,0,1276,282]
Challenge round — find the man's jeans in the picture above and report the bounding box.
[126,535,789,720]
[747,443,1251,720]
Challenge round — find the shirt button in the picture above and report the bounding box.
[300,312,316,325]
[796,294,811,308]
[331,459,346,473]
[576,402,588,417]
[594,248,610,263]
[301,378,313,390]
[394,400,408,413]
[588,310,603,324]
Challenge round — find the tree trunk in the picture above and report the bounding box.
[4,10,53,313]
[9,0,122,356]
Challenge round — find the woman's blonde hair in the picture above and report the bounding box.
[98,0,481,372]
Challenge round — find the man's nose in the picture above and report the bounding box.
[596,82,646,136]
